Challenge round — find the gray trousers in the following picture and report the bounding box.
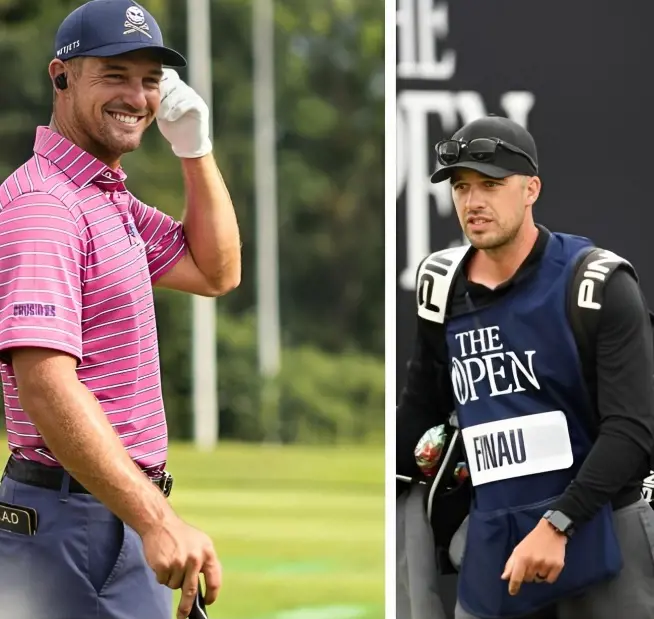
[455,498,654,619]
[397,484,449,619]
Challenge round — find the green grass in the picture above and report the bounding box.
[166,441,385,619]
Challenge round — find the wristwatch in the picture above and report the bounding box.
[543,509,575,538]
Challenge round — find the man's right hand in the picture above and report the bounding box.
[141,513,222,618]
[141,513,222,619]
[11,348,222,618]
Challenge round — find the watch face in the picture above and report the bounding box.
[550,511,573,533]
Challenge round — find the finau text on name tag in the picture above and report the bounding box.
[462,410,574,486]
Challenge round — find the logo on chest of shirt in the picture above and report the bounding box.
[127,220,138,237]
[124,217,143,247]
[450,326,541,406]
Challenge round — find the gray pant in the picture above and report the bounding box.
[397,484,449,619]
[455,498,654,619]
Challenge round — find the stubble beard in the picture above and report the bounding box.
[466,220,521,252]
[72,97,143,161]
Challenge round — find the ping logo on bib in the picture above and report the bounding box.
[462,410,574,486]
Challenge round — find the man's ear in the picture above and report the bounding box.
[525,175,542,206]
[49,59,68,91]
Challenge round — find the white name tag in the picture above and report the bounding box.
[462,410,574,487]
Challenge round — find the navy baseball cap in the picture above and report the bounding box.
[54,0,186,67]
[431,116,539,183]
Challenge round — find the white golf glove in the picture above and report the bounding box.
[156,69,213,159]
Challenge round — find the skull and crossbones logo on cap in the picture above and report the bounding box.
[123,6,152,38]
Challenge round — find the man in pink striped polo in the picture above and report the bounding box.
[0,1,240,618]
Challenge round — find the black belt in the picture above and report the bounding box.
[2,456,173,498]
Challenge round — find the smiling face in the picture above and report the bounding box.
[49,50,164,167]
[450,169,541,250]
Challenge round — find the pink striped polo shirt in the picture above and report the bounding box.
[0,126,187,475]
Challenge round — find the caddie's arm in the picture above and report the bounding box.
[551,268,654,524]
[153,69,241,297]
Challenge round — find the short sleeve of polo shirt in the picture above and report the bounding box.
[129,197,187,283]
[0,193,84,364]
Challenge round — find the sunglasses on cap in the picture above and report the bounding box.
[435,138,538,172]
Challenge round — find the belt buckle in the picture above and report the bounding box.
[158,470,174,498]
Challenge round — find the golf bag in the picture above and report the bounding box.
[421,414,472,575]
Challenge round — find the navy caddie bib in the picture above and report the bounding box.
[417,232,623,619]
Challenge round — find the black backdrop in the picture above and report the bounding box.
[396,2,654,615]
[396,0,654,390]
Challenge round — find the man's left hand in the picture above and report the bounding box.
[156,69,213,159]
[501,518,567,596]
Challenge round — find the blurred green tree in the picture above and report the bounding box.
[0,0,384,443]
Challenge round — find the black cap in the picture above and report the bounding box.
[54,0,186,68]
[430,116,538,183]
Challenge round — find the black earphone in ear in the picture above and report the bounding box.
[54,73,68,90]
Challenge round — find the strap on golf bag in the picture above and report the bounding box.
[567,246,654,490]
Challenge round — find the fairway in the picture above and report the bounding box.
[167,441,385,619]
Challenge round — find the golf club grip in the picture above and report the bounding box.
[188,587,208,619]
